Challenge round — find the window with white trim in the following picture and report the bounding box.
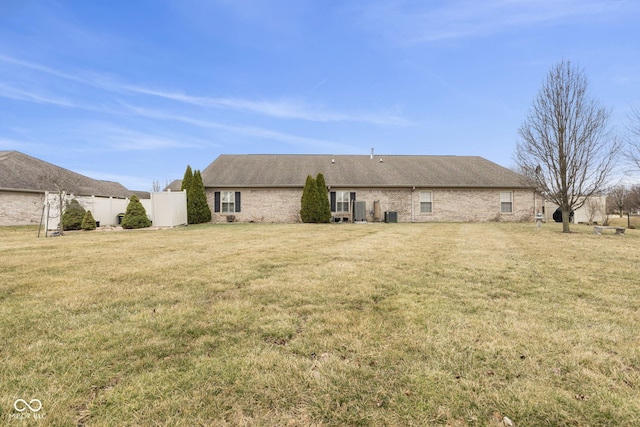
[420,191,432,213]
[221,191,235,213]
[336,191,350,212]
[500,191,513,213]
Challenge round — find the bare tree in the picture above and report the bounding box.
[607,185,629,217]
[515,60,620,233]
[599,198,610,226]
[627,105,640,170]
[585,197,601,225]
[39,169,77,236]
[152,179,173,192]
[628,184,640,214]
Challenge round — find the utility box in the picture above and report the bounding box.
[384,211,398,223]
[354,201,367,222]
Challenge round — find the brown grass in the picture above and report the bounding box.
[1,222,639,426]
[607,214,640,229]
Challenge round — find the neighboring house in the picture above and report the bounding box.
[543,196,607,224]
[200,154,540,223]
[0,151,136,226]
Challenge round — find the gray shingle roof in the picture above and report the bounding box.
[201,154,531,189]
[164,179,183,192]
[0,151,132,197]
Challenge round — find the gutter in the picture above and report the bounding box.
[0,187,47,194]
[204,185,538,190]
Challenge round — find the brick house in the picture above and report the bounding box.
[0,151,139,226]
[199,154,541,223]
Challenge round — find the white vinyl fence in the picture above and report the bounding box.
[143,191,188,227]
[45,190,187,230]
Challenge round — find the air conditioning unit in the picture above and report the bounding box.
[384,211,398,223]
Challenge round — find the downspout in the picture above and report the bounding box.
[411,186,415,223]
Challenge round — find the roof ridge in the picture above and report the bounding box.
[0,150,18,161]
[216,153,474,157]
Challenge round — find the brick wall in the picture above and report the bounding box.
[206,187,536,223]
[207,188,303,223]
[338,188,534,222]
[0,191,45,226]
[406,188,536,222]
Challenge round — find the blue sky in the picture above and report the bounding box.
[1,0,639,191]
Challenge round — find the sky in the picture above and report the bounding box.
[0,0,639,191]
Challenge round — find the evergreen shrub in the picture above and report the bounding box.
[181,165,212,224]
[121,195,152,229]
[300,175,321,223]
[62,199,85,231]
[189,170,212,224]
[181,165,193,192]
[81,210,97,230]
[315,173,331,223]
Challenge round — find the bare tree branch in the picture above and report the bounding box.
[515,60,620,232]
[38,169,78,236]
[626,105,640,170]
[607,185,629,217]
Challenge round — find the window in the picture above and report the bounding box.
[420,191,432,213]
[214,191,241,213]
[336,191,350,212]
[330,191,355,213]
[500,192,513,213]
[221,191,235,213]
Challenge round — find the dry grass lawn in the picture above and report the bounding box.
[1,222,639,426]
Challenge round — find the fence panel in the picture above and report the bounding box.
[149,191,187,227]
[46,191,187,229]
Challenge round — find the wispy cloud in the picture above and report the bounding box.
[0,53,409,126]
[50,120,211,153]
[0,56,357,152]
[122,103,355,151]
[357,0,636,43]
[0,82,77,108]
[0,53,101,88]
[124,84,410,125]
[95,126,205,151]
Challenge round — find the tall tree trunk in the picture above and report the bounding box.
[562,208,571,233]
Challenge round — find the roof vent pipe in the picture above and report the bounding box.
[370,148,374,159]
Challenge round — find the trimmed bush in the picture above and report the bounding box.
[189,170,212,224]
[315,173,331,223]
[62,199,85,231]
[121,195,152,229]
[181,165,212,224]
[300,173,332,223]
[81,210,97,230]
[300,175,322,223]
